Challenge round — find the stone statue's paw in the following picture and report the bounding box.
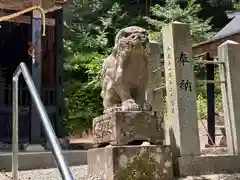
[103,105,122,114]
[142,102,152,111]
[141,141,151,146]
[122,99,140,111]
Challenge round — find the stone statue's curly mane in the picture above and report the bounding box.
[101,26,150,112]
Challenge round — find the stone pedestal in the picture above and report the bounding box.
[92,111,164,147]
[88,145,173,180]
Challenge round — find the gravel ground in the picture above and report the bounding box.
[1,165,240,180]
[1,166,89,180]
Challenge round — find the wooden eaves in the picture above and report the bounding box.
[0,0,67,26]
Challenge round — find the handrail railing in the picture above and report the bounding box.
[12,62,74,180]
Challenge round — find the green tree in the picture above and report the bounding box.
[144,0,214,43]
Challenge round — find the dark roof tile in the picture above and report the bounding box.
[213,16,240,40]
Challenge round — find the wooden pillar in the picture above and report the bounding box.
[55,8,64,137]
[162,22,200,157]
[30,0,43,144]
[218,40,240,154]
[206,53,215,146]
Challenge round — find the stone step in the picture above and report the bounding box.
[0,150,87,172]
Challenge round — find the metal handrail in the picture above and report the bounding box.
[12,62,74,180]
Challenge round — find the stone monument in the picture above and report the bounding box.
[88,26,173,180]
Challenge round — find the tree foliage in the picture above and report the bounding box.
[145,0,214,42]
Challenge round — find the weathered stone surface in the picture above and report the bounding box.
[162,22,200,157]
[147,41,164,113]
[0,151,87,171]
[175,155,240,177]
[0,173,8,180]
[100,26,151,113]
[87,145,173,180]
[92,111,164,146]
[218,40,240,154]
[146,41,165,140]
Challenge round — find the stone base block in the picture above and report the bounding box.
[93,111,164,147]
[0,150,87,171]
[0,173,8,180]
[174,155,240,177]
[87,145,173,180]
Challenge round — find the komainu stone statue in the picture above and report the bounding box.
[92,26,164,148]
[101,26,150,112]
